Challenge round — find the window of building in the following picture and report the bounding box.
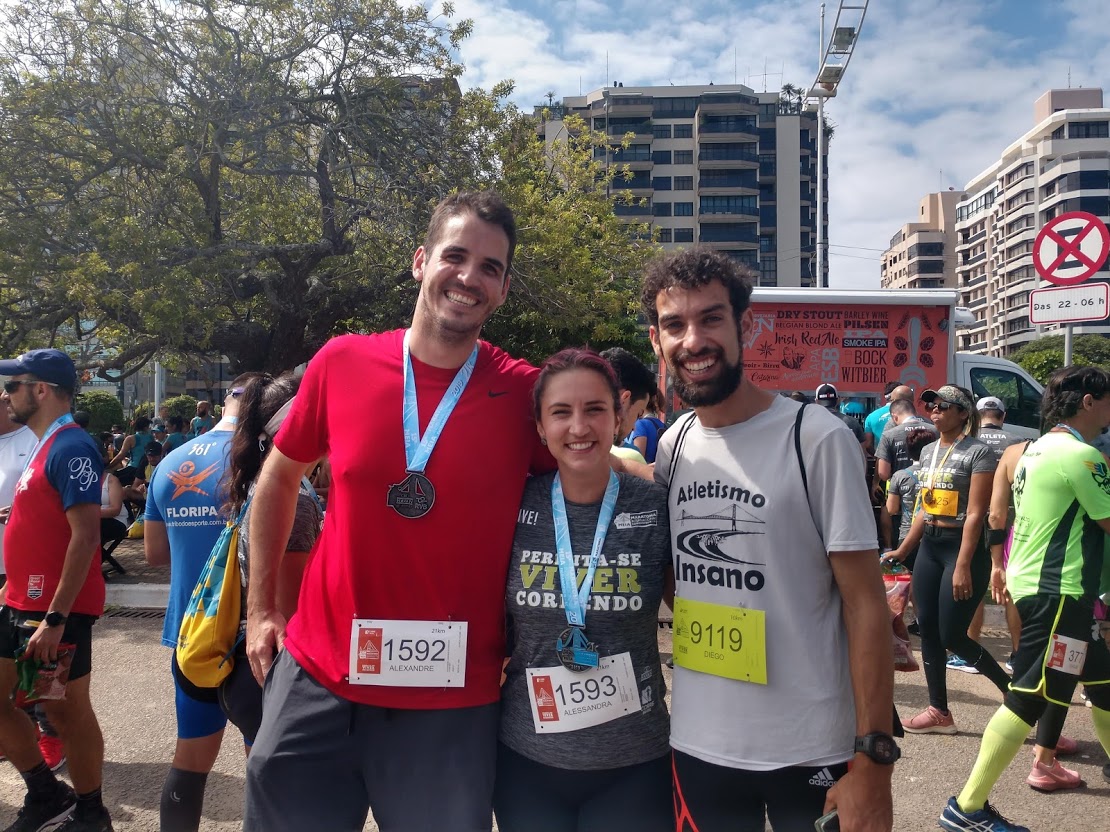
[760,204,777,226]
[674,150,693,165]
[652,176,672,191]
[700,223,757,243]
[652,124,672,139]
[653,202,672,217]
[674,202,693,216]
[674,228,694,243]
[1051,124,1065,140]
[700,195,758,215]
[611,144,652,162]
[658,228,673,243]
[699,143,758,162]
[759,254,777,284]
[613,200,651,217]
[700,115,758,134]
[674,124,693,139]
[652,150,672,165]
[624,170,651,189]
[675,176,694,190]
[1068,121,1110,140]
[758,153,776,176]
[759,234,775,252]
[700,169,758,189]
[653,98,697,119]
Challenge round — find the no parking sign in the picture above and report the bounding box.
[1033,211,1110,286]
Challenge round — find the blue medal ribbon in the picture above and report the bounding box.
[23,413,74,475]
[1054,423,1086,444]
[552,470,620,630]
[401,329,478,474]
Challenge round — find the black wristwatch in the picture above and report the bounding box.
[854,732,900,765]
[44,611,67,628]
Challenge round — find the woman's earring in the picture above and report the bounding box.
[540,437,547,446]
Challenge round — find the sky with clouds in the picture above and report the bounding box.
[448,0,1110,288]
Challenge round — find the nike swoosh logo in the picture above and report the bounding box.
[488,391,509,398]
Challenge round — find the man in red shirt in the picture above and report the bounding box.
[0,349,111,832]
[244,192,548,831]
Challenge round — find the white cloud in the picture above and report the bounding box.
[450,0,1110,289]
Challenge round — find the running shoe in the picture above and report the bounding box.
[907,620,921,637]
[38,734,65,773]
[56,809,113,832]
[3,781,75,832]
[902,705,957,735]
[1055,735,1078,756]
[938,797,1030,832]
[946,656,980,674]
[1004,652,1015,673]
[1026,758,1082,792]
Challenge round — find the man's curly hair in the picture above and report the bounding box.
[640,247,755,328]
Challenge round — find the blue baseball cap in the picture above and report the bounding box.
[0,349,77,392]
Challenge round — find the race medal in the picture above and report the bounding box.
[392,330,478,519]
[672,597,768,685]
[922,488,958,517]
[556,627,600,672]
[526,652,640,733]
[386,472,436,519]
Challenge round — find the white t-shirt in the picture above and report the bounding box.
[101,474,128,525]
[0,426,40,572]
[655,396,877,771]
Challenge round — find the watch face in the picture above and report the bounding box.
[874,737,893,758]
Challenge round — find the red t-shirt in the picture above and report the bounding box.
[5,423,105,616]
[276,331,550,708]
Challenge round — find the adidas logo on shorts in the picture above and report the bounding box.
[808,767,837,788]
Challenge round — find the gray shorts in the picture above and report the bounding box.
[243,651,498,832]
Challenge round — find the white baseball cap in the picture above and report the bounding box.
[976,396,1006,414]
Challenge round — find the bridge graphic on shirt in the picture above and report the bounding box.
[678,502,764,531]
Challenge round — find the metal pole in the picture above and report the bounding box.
[815,2,826,288]
[1064,324,1074,366]
[153,360,162,414]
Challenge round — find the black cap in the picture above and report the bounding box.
[815,383,838,407]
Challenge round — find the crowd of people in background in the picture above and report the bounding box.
[0,191,1107,832]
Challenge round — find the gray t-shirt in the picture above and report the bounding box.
[917,436,996,525]
[825,408,865,443]
[655,397,878,770]
[238,478,323,587]
[876,416,937,477]
[500,471,671,770]
[888,462,922,542]
[977,425,1020,462]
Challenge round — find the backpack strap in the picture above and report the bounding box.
[663,411,699,497]
[794,403,810,503]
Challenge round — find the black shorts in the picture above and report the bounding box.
[0,607,97,681]
[1011,595,1110,707]
[673,749,849,832]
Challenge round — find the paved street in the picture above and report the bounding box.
[0,614,1102,830]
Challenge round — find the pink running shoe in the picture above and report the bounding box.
[1027,759,1082,792]
[901,705,957,735]
[1054,735,1078,756]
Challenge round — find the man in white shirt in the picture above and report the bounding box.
[0,403,39,573]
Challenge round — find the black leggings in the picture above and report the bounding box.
[912,525,1010,712]
[494,743,672,832]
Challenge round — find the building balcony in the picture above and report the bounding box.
[699,210,759,222]
[963,251,987,267]
[956,228,988,251]
[964,340,988,353]
[607,122,653,139]
[697,129,759,143]
[697,238,759,251]
[698,178,758,193]
[963,275,987,289]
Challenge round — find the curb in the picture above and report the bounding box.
[106,583,168,610]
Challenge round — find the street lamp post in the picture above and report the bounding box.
[804,0,869,288]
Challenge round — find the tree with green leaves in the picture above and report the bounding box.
[0,0,655,377]
[1009,334,1110,385]
[74,390,124,434]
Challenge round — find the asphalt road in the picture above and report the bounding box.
[0,618,1102,831]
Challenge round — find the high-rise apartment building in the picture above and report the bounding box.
[880,190,963,290]
[535,84,828,287]
[954,88,1110,356]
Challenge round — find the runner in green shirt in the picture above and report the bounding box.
[940,366,1110,832]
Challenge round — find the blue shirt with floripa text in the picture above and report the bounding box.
[145,429,234,647]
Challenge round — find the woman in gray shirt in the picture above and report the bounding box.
[495,348,673,832]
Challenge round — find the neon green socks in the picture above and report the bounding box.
[957,707,1032,812]
[1091,703,1110,754]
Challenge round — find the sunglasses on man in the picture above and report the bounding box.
[2,379,58,394]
